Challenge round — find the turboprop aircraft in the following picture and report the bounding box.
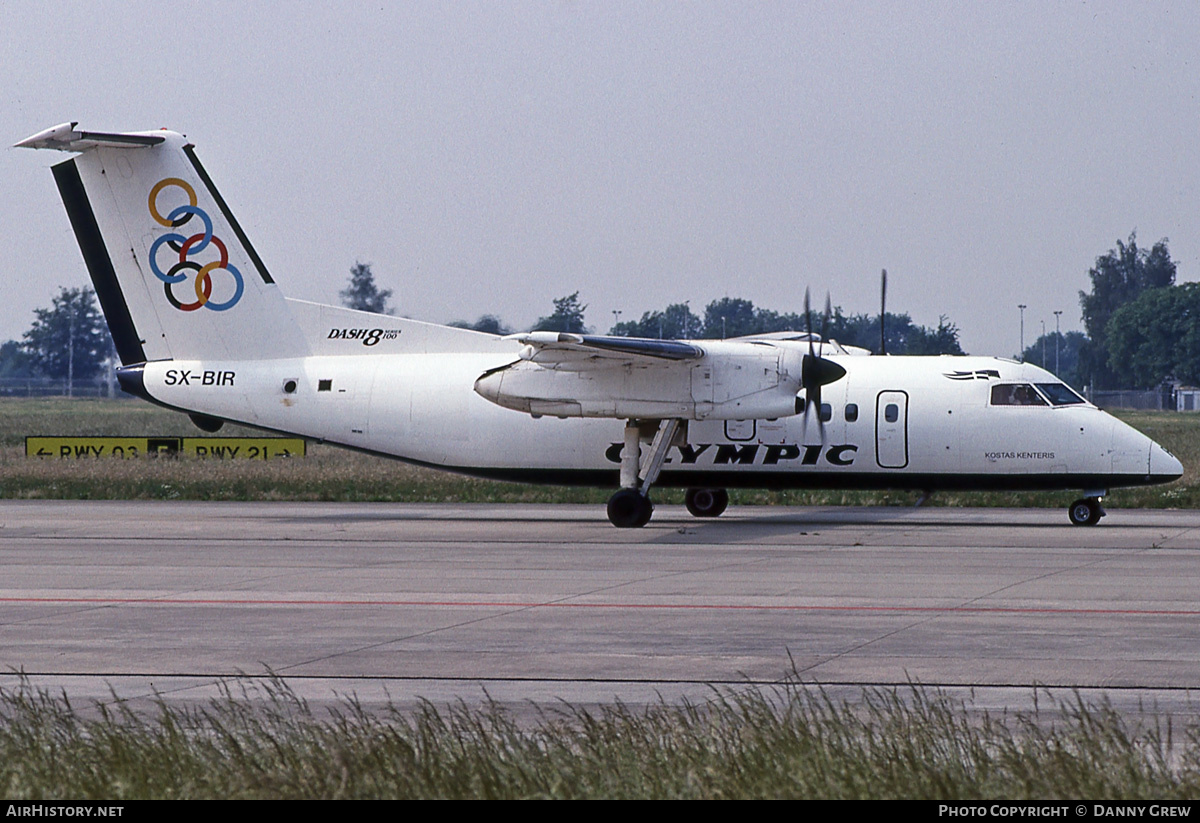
[17,123,1184,527]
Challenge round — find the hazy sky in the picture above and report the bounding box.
[3,1,1198,357]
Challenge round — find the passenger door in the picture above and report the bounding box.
[875,391,909,469]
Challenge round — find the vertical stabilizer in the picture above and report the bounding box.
[22,125,308,364]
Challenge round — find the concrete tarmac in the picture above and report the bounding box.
[2,500,1200,717]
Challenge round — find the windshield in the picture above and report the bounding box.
[1035,383,1087,406]
[990,384,1047,406]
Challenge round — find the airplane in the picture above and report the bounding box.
[16,122,1184,528]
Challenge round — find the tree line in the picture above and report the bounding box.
[7,235,1198,391]
[446,290,964,355]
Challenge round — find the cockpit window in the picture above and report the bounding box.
[990,383,1048,406]
[1035,383,1087,406]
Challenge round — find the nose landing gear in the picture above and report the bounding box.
[1068,496,1105,526]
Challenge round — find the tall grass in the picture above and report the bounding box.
[1,677,1197,799]
[0,398,1195,507]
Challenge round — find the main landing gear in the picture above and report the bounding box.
[607,488,654,528]
[606,419,680,528]
[1067,496,1105,526]
[605,419,734,527]
[684,487,729,518]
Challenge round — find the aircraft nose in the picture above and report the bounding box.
[1150,441,1184,481]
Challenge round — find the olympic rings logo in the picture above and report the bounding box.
[147,178,244,312]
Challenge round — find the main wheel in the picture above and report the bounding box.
[1068,498,1103,526]
[685,488,729,518]
[608,488,654,528]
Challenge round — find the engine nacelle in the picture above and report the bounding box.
[474,347,806,420]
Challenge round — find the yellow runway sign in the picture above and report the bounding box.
[183,438,305,459]
[26,437,306,459]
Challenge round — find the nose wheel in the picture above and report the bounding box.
[1068,497,1105,526]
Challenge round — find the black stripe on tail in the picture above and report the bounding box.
[51,158,147,366]
[183,144,274,284]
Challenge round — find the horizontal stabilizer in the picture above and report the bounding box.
[16,122,165,152]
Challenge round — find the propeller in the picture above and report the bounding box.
[799,289,847,437]
[879,268,887,355]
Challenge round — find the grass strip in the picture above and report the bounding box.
[0,677,1196,799]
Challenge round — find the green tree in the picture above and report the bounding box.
[905,316,966,355]
[1079,232,1175,388]
[534,292,588,333]
[1020,330,1087,388]
[449,314,511,335]
[825,310,964,355]
[753,308,807,334]
[0,340,35,378]
[22,287,110,381]
[702,297,758,338]
[339,261,393,314]
[611,303,702,339]
[1105,283,1200,388]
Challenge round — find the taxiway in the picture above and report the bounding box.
[2,501,1199,716]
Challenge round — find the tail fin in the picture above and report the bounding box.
[18,123,308,364]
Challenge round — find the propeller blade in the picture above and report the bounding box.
[800,348,846,440]
[821,292,832,354]
[804,287,814,356]
[811,384,822,430]
[801,287,815,427]
[798,287,846,435]
[880,268,887,355]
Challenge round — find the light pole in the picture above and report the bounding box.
[1053,310,1062,374]
[1018,304,1027,360]
[612,309,622,335]
[67,305,75,399]
[1041,320,1046,369]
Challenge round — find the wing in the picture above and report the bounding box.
[508,332,705,370]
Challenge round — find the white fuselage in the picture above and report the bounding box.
[136,345,1180,493]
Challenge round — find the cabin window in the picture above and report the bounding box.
[990,384,1047,406]
[1035,383,1086,406]
[884,403,899,423]
[819,403,832,422]
[845,403,858,422]
[318,380,333,392]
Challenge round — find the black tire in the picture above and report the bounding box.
[633,496,655,528]
[1068,498,1103,526]
[608,489,653,528]
[685,488,729,518]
